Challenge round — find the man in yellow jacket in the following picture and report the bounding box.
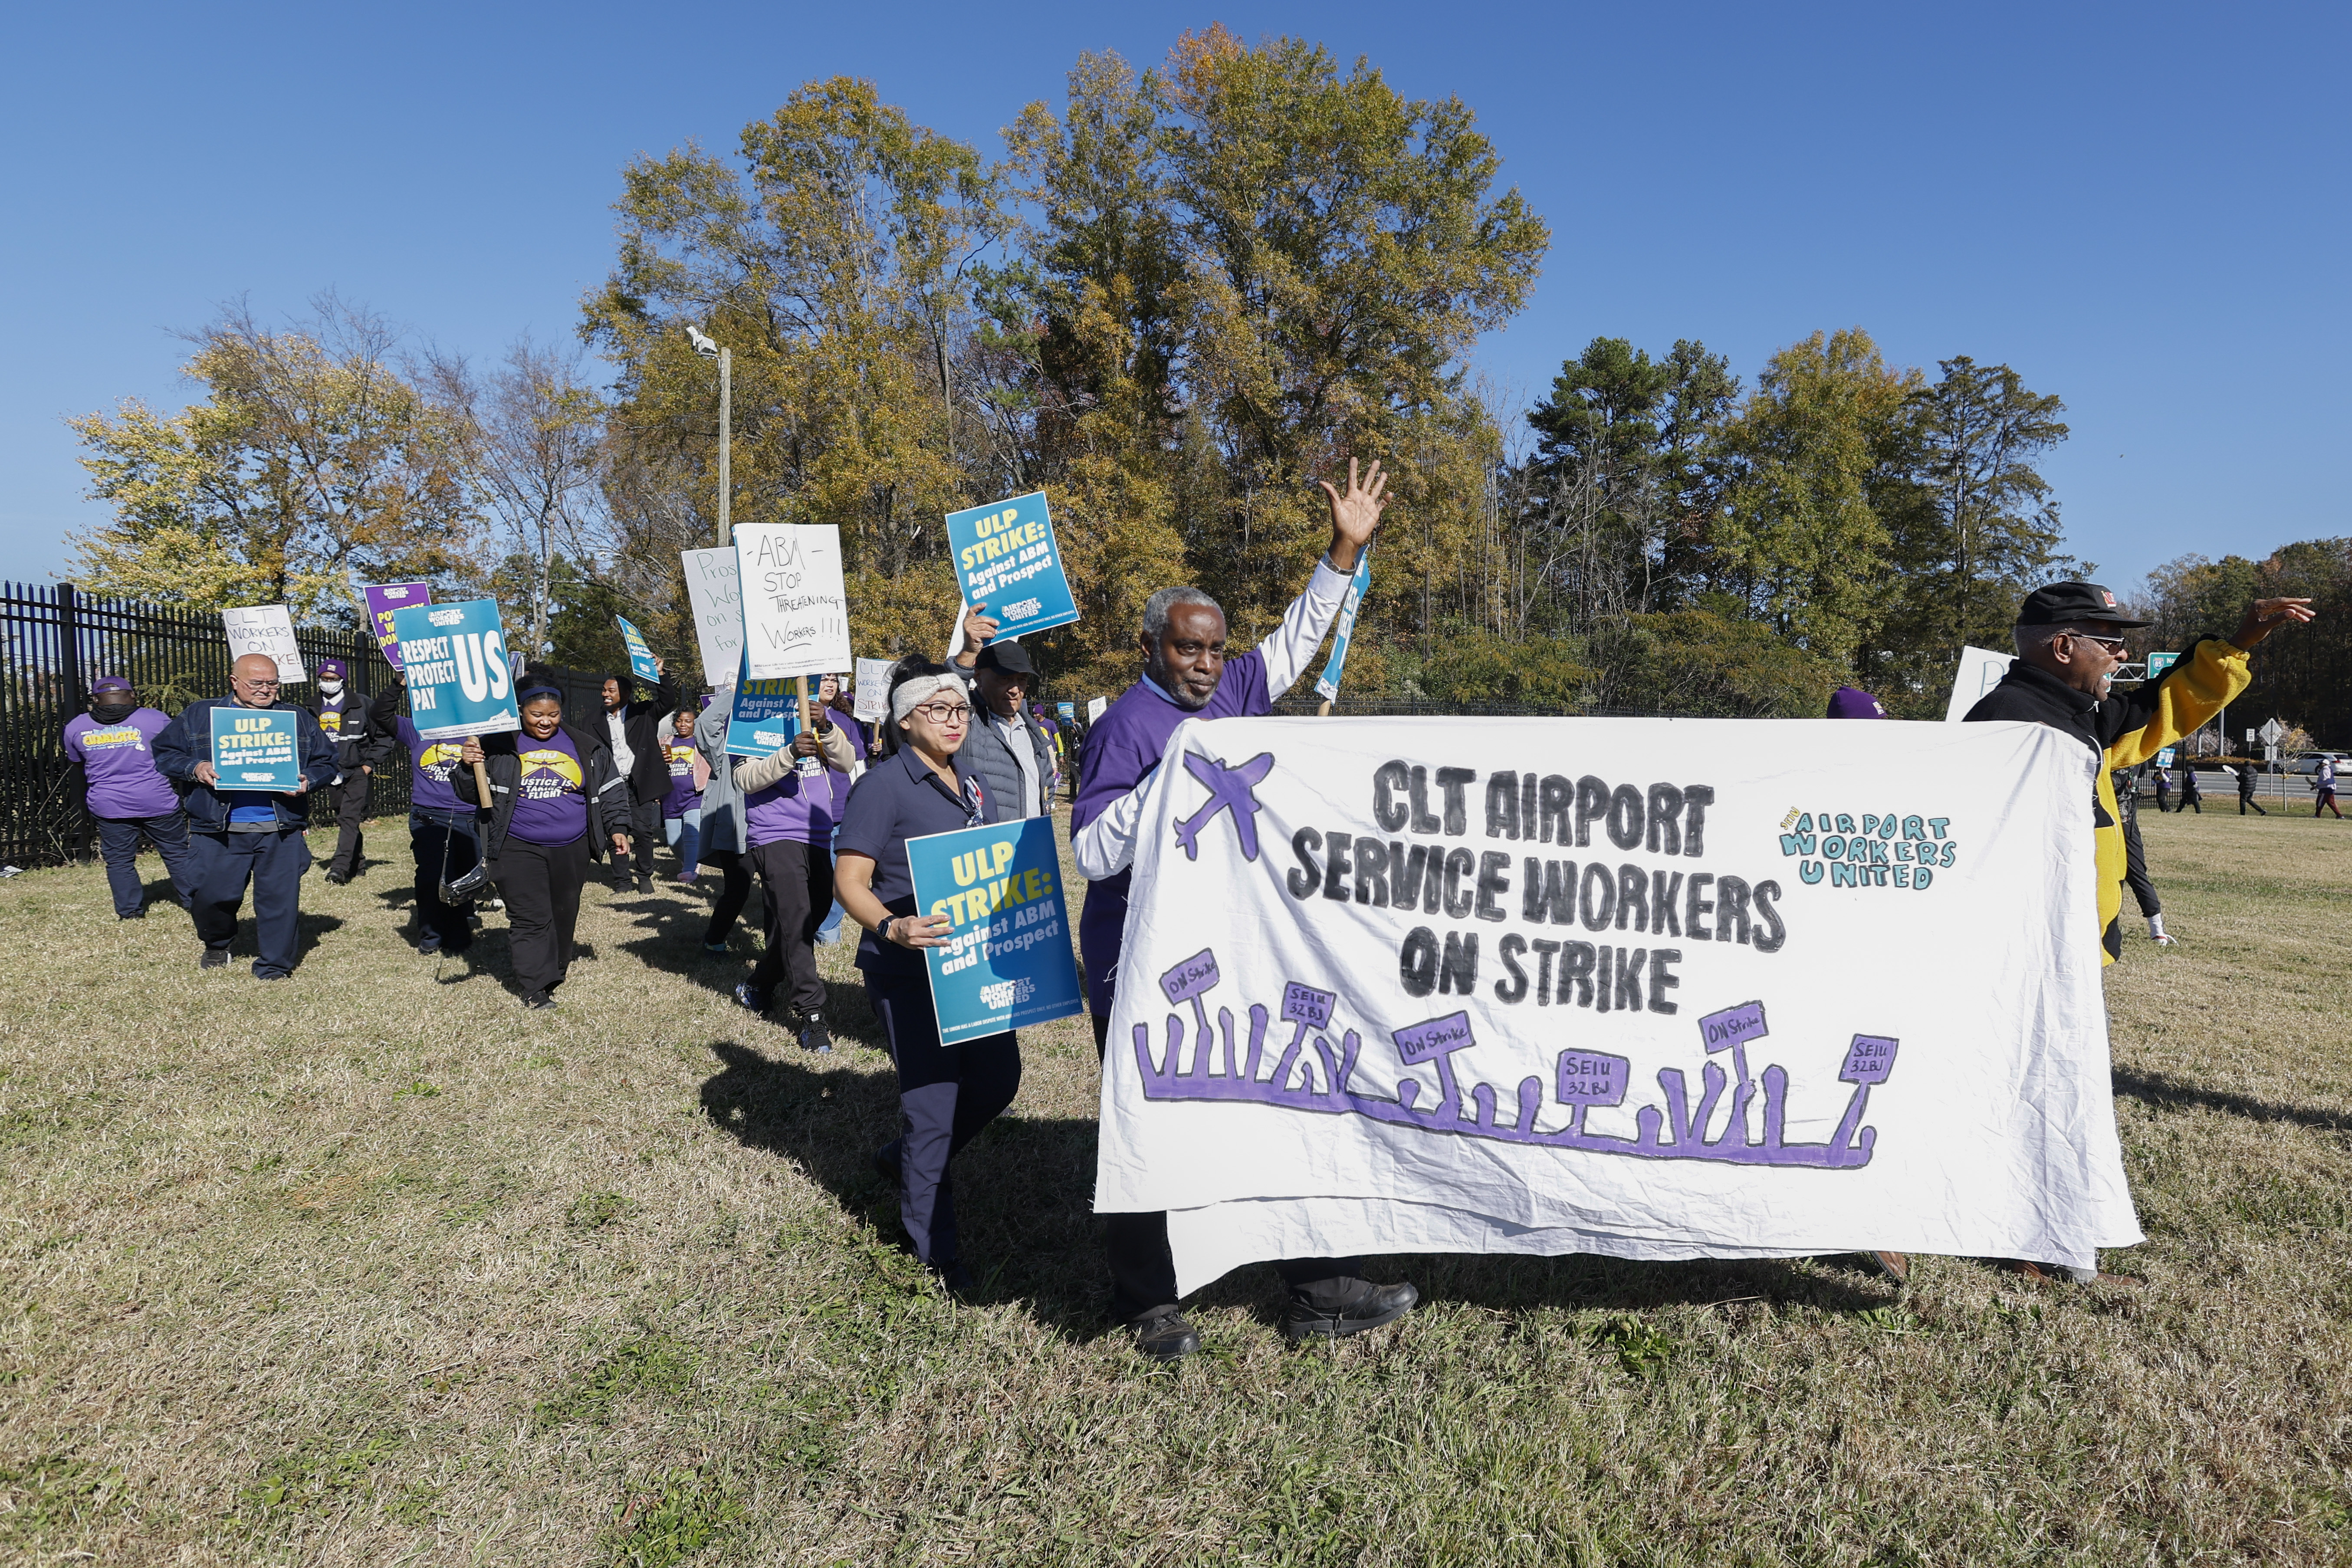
[1965,581,2314,964]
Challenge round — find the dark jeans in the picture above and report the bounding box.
[191,827,311,977]
[701,849,756,946]
[2121,814,2161,918]
[747,837,831,1017]
[410,809,480,950]
[494,833,591,994]
[868,969,1021,1268]
[613,796,661,881]
[323,770,371,876]
[95,811,195,919]
[1091,1010,1361,1322]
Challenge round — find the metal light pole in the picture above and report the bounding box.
[688,326,731,546]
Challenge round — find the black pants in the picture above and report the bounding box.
[410,809,480,950]
[1091,1010,1361,1322]
[702,849,756,946]
[95,812,195,919]
[748,838,831,1017]
[2181,789,2201,813]
[2121,813,2161,918]
[868,969,1020,1268]
[2154,790,2171,813]
[191,826,311,977]
[324,770,371,876]
[493,833,590,994]
[2239,791,2266,815]
[613,796,661,881]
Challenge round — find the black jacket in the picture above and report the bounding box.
[960,703,1057,823]
[597,677,678,802]
[152,696,339,831]
[454,723,631,862]
[307,687,382,773]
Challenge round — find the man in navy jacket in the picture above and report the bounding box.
[154,653,338,978]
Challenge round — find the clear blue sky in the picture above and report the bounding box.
[3,1,2344,596]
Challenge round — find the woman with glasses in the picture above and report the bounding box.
[832,659,1014,1293]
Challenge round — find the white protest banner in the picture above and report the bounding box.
[1096,716,2135,1293]
[681,547,745,687]
[1944,645,2012,722]
[1087,696,1107,723]
[735,524,850,680]
[222,605,305,684]
[853,657,894,724]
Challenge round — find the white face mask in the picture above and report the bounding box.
[319,679,344,696]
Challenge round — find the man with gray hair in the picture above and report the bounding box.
[1068,457,1418,1360]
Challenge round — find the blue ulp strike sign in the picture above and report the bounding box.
[944,491,1080,640]
[391,599,519,741]
[906,816,1084,1045]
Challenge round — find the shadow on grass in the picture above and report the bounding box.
[695,1035,1898,1342]
[2114,1063,2351,1134]
[204,911,345,966]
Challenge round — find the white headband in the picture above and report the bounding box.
[891,673,965,724]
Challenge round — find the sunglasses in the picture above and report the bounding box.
[2061,630,2129,655]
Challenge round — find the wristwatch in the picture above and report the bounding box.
[878,916,896,944]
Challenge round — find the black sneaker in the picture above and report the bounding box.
[418,935,443,956]
[522,989,558,1011]
[732,982,769,1015]
[323,870,348,886]
[1280,1279,1419,1341]
[200,947,229,970]
[1133,1309,1202,1361]
[635,873,654,895]
[118,909,146,921]
[798,1014,833,1054]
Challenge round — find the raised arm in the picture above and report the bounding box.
[1255,457,1386,700]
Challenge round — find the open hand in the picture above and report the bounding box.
[2232,597,2316,651]
[1317,457,1388,572]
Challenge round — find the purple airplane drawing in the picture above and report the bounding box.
[1173,751,1275,862]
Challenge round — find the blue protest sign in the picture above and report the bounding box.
[616,615,660,684]
[210,707,301,792]
[907,816,1084,1045]
[1055,700,1075,722]
[724,646,806,758]
[390,599,520,742]
[945,491,1079,640]
[1313,548,1373,704]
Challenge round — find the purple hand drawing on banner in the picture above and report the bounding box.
[1134,951,1895,1170]
[1173,751,1275,862]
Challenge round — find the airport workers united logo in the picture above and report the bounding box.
[1775,808,1959,892]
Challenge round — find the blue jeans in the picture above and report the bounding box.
[95,812,196,919]
[817,824,847,942]
[664,808,703,879]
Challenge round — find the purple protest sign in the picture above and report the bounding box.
[1392,1012,1474,1065]
[1840,1035,1899,1085]
[1556,1050,1629,1108]
[1281,982,1335,1029]
[363,582,431,670]
[1698,1000,1767,1054]
[1159,950,1220,1007]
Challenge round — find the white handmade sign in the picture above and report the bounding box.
[735,524,850,681]
[1096,716,2136,1292]
[853,657,894,725]
[1945,645,2012,721]
[681,546,745,687]
[222,604,305,684]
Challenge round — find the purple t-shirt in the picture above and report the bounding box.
[396,716,466,813]
[741,724,857,848]
[65,709,178,819]
[1069,651,1269,1015]
[660,729,702,817]
[507,729,589,846]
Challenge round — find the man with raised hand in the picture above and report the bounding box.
[154,652,338,979]
[1069,457,1419,1361]
[600,657,676,895]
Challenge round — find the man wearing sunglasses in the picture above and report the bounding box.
[1964,579,2312,1284]
[153,652,338,978]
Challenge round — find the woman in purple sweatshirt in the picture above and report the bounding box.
[65,674,195,919]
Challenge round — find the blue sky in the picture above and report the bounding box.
[3,1,2344,597]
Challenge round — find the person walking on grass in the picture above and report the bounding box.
[2315,757,2342,819]
[600,659,676,895]
[153,653,337,980]
[729,685,859,1052]
[305,656,382,885]
[1965,581,2314,1285]
[368,672,485,957]
[2153,766,2173,813]
[2234,762,2267,815]
[2115,768,2174,946]
[456,684,631,1010]
[660,708,707,884]
[691,686,759,956]
[1070,456,1419,1361]
[831,661,1016,1297]
[64,674,195,921]
[2178,765,2202,813]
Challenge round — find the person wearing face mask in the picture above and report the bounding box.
[305,656,381,885]
[64,675,197,920]
[455,684,631,1009]
[599,659,677,895]
[152,653,338,978]
[831,660,1011,1293]
[1066,457,1420,1361]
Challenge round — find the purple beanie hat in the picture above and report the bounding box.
[1825,685,1889,720]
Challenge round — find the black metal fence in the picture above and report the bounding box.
[0,581,622,868]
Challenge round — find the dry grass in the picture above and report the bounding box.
[2,803,2349,1565]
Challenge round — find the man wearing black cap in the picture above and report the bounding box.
[1965,580,2311,1285]
[948,626,1054,823]
[305,655,380,884]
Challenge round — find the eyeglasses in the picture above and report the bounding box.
[235,677,282,689]
[911,702,971,724]
[2060,630,2128,655]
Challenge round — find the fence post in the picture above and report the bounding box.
[55,582,83,710]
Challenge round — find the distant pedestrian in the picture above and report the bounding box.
[152,653,338,978]
[2234,763,2267,815]
[2178,766,2202,813]
[660,709,707,884]
[64,675,195,920]
[2153,767,2173,812]
[305,656,383,884]
[600,659,677,894]
[2115,769,2172,945]
[2316,758,2342,819]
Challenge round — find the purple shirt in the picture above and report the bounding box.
[741,725,857,848]
[65,709,178,819]
[396,716,466,813]
[1069,650,1269,1014]
[660,730,703,817]
[507,729,589,845]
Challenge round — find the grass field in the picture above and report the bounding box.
[3,802,2350,1565]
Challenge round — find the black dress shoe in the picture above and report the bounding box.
[1280,1279,1419,1341]
[872,1141,902,1187]
[522,989,558,1010]
[200,947,230,970]
[1133,1309,1202,1361]
[323,869,348,886]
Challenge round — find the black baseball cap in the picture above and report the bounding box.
[2014,582,2150,628]
[975,641,1038,678]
